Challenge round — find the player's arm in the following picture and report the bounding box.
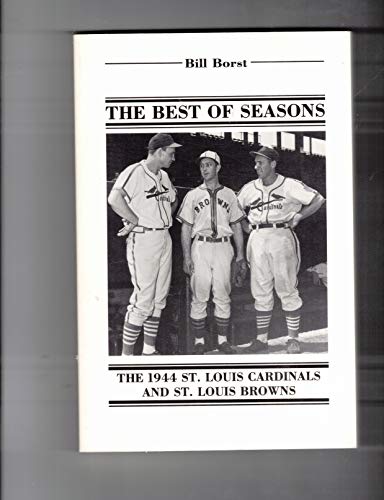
[231,221,246,262]
[108,188,139,225]
[290,192,326,228]
[180,223,194,275]
[171,195,179,216]
[236,186,251,234]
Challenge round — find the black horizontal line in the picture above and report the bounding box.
[250,60,324,64]
[109,397,329,406]
[107,123,325,130]
[105,95,325,102]
[106,120,325,128]
[108,363,329,371]
[106,98,325,104]
[110,402,329,407]
[106,61,183,65]
[105,61,324,66]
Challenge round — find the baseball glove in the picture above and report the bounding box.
[231,258,248,288]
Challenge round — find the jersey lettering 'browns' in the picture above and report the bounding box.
[177,185,244,238]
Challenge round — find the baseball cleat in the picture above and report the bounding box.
[217,341,236,354]
[192,343,207,355]
[245,339,268,354]
[286,338,301,354]
[143,351,161,356]
[121,350,133,357]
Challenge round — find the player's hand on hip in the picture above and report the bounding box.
[183,258,194,276]
[117,221,135,237]
[289,213,303,229]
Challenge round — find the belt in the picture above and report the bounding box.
[250,223,289,230]
[197,235,230,243]
[133,226,169,233]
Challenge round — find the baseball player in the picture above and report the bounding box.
[108,133,181,356]
[237,146,325,354]
[177,151,246,354]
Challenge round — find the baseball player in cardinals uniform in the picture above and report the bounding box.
[177,151,246,354]
[108,133,181,356]
[237,146,325,354]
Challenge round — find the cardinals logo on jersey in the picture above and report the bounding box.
[248,193,286,213]
[145,184,169,199]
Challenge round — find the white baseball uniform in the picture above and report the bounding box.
[112,160,177,326]
[177,184,245,319]
[237,174,318,312]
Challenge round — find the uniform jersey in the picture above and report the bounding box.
[113,160,177,229]
[237,174,317,225]
[176,184,245,238]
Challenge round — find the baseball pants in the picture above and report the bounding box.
[190,239,234,320]
[247,227,302,312]
[126,229,172,326]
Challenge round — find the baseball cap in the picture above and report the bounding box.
[197,150,221,165]
[250,146,279,162]
[147,133,182,150]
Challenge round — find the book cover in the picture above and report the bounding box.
[74,31,355,452]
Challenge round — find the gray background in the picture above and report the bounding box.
[2,1,384,499]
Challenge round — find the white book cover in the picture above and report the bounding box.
[74,31,356,452]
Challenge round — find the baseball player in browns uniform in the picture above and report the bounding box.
[108,133,181,356]
[237,146,325,354]
[177,151,246,354]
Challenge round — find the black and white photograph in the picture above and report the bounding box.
[106,131,327,357]
[74,31,355,451]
